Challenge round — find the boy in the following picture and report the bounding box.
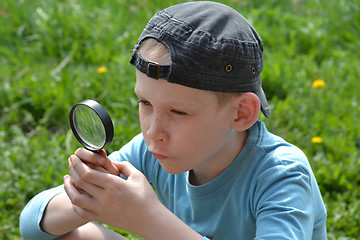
[20,1,327,239]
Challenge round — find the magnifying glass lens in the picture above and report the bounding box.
[74,105,106,149]
[70,99,113,151]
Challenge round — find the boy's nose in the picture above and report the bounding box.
[146,115,168,142]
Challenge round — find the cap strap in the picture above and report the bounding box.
[130,52,171,80]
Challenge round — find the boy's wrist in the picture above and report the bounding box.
[139,204,203,240]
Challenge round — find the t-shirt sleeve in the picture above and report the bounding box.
[252,161,319,239]
[20,185,66,240]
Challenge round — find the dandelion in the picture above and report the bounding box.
[311,136,323,144]
[312,79,325,88]
[97,66,107,74]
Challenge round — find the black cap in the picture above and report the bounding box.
[131,1,271,118]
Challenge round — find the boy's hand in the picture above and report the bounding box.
[67,148,120,196]
[64,156,203,240]
[63,159,162,237]
[69,148,120,176]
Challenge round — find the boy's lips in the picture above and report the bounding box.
[152,152,169,160]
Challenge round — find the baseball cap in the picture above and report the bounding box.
[130,1,271,118]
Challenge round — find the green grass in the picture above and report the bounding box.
[0,0,359,239]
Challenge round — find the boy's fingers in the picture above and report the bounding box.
[112,161,140,179]
[97,149,107,159]
[99,152,120,176]
[73,148,119,176]
[63,175,97,213]
[74,148,105,166]
[69,157,109,192]
[70,156,125,194]
[86,163,109,173]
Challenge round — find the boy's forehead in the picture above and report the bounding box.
[135,70,215,107]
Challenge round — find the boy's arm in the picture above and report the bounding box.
[41,194,128,240]
[56,222,128,240]
[41,195,128,240]
[40,192,88,235]
[19,149,121,240]
[40,150,117,236]
[20,185,71,240]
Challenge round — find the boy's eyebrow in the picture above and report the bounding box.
[134,86,142,98]
[134,88,197,110]
[134,88,153,104]
[134,81,147,99]
[134,80,208,111]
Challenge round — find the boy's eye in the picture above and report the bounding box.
[171,109,187,116]
[137,99,187,116]
[137,99,151,106]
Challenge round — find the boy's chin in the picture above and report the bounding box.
[158,161,189,175]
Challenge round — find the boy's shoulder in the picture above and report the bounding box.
[246,121,311,173]
[239,121,321,206]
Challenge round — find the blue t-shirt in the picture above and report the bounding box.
[20,121,327,239]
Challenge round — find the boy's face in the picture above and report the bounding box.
[134,69,243,179]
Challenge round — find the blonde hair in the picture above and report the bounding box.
[138,38,170,62]
[138,38,239,106]
[214,92,240,106]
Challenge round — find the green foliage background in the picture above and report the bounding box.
[0,0,359,239]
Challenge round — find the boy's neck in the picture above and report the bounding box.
[188,130,249,186]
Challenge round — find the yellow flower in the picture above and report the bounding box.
[312,79,325,88]
[97,66,107,74]
[311,136,323,144]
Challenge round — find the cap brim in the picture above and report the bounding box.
[254,87,271,118]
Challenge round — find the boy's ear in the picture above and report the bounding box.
[232,92,260,131]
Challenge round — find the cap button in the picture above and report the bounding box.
[251,67,256,75]
[225,64,233,72]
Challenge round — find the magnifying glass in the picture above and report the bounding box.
[69,99,114,151]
